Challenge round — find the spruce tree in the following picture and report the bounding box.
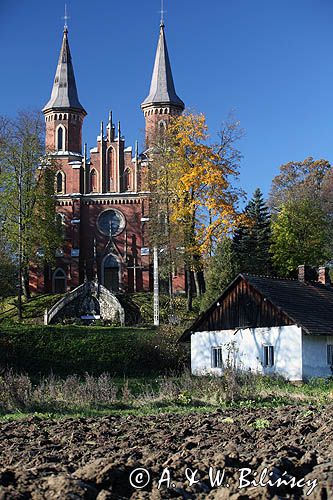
[233,188,272,275]
[201,237,238,310]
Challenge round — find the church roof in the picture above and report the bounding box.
[141,23,184,110]
[43,28,86,114]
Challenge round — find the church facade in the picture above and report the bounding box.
[30,20,185,295]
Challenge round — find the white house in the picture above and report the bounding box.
[180,266,333,381]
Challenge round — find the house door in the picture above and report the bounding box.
[103,255,119,292]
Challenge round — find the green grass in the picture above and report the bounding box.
[0,292,200,326]
[0,294,64,323]
[0,324,166,376]
[0,404,218,422]
[0,395,329,423]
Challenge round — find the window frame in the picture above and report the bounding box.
[327,344,333,366]
[55,171,65,194]
[90,168,98,192]
[56,125,66,151]
[211,346,223,369]
[263,344,274,367]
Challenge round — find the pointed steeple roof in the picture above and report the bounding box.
[43,28,86,114]
[142,23,184,110]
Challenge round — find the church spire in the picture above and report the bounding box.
[43,27,86,114]
[141,22,184,111]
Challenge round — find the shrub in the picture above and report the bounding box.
[0,324,188,377]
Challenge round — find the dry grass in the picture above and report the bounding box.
[0,368,332,417]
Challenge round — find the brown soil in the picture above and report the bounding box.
[0,405,332,499]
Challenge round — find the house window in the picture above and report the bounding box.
[211,347,223,368]
[263,345,274,367]
[327,344,333,365]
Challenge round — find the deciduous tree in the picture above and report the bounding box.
[270,197,331,276]
[147,112,243,310]
[269,157,331,210]
[0,234,17,298]
[0,111,62,317]
[269,157,333,276]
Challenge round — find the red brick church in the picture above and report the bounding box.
[31,19,185,295]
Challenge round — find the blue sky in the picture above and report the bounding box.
[1,0,333,201]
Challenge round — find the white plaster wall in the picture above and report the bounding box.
[302,334,333,379]
[191,325,303,381]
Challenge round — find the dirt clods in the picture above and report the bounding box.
[0,405,332,499]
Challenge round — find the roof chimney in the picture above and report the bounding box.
[298,265,316,282]
[318,266,331,286]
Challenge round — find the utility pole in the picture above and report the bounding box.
[153,246,159,326]
[17,155,23,321]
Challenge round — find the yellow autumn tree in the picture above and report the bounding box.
[147,112,243,310]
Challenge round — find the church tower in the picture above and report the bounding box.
[31,14,187,297]
[141,21,185,148]
[43,26,86,194]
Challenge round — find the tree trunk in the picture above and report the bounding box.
[186,267,193,312]
[17,266,22,321]
[199,270,206,294]
[22,266,31,300]
[168,271,173,305]
[194,271,201,297]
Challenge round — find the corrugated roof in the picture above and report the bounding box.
[141,23,184,110]
[43,29,86,113]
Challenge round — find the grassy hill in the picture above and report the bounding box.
[0,294,64,324]
[0,323,188,377]
[0,293,192,378]
[0,292,199,326]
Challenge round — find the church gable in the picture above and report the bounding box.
[31,17,186,296]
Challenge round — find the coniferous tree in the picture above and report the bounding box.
[233,188,272,275]
[201,237,238,311]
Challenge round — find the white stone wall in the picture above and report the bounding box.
[302,334,333,379]
[191,326,303,381]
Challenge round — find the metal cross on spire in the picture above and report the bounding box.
[160,0,166,26]
[63,4,70,31]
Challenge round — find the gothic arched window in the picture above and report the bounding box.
[90,169,98,192]
[57,126,65,151]
[124,168,131,191]
[55,171,65,194]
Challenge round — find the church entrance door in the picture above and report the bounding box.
[103,255,120,292]
[53,268,67,293]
